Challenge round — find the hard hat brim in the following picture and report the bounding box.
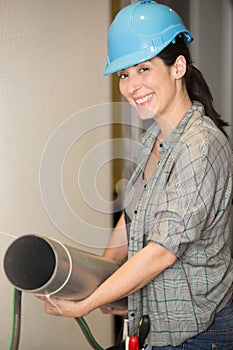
[104,47,159,76]
[103,30,193,76]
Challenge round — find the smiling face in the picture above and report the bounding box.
[117,55,189,122]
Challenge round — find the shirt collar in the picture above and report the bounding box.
[141,101,205,154]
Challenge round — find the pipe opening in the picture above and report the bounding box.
[4,235,56,290]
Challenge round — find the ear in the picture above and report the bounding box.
[172,55,187,79]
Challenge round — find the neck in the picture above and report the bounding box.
[155,92,192,141]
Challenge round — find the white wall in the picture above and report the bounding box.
[0,1,114,349]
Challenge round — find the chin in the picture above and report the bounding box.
[136,104,157,120]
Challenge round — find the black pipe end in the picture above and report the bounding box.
[4,235,56,291]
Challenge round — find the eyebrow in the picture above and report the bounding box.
[117,60,151,74]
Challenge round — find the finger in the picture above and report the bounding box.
[112,308,128,316]
[100,306,128,316]
[34,295,47,301]
[44,301,59,315]
[100,306,113,314]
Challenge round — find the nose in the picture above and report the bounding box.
[127,74,142,95]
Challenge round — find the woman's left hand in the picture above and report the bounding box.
[100,306,128,316]
[35,295,89,318]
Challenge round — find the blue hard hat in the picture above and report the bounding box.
[104,0,193,76]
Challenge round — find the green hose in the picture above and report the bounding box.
[8,288,104,350]
[8,288,22,350]
[74,317,104,350]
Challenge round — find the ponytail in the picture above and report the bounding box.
[185,64,228,136]
[158,36,229,136]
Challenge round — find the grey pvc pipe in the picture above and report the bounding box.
[3,234,127,309]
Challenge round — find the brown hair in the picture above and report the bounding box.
[157,36,229,136]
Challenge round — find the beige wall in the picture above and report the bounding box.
[189,0,233,251]
[189,0,233,137]
[0,0,114,349]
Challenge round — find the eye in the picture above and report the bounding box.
[117,72,128,80]
[139,66,149,73]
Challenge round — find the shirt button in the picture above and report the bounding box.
[134,210,137,215]
[144,184,147,189]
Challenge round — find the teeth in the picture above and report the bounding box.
[135,94,153,105]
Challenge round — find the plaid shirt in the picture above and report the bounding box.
[125,102,233,346]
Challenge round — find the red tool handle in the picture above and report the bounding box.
[129,336,139,350]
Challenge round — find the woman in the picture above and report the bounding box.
[40,1,233,348]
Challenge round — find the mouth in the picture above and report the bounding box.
[135,93,154,105]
